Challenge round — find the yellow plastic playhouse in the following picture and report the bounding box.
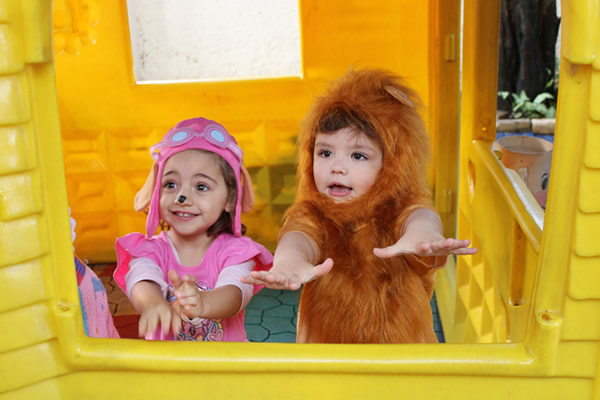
[1,0,600,398]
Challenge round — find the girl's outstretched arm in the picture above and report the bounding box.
[241,231,334,290]
[373,208,478,261]
[169,270,243,320]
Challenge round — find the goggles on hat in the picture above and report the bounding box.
[150,124,243,162]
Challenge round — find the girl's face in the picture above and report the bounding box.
[159,149,232,239]
[313,127,383,202]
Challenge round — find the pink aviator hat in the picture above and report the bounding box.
[134,117,254,237]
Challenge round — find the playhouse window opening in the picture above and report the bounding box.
[126,0,302,83]
[64,0,544,346]
[494,1,560,212]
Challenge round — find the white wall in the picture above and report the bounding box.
[127,0,301,82]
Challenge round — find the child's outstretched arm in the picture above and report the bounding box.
[130,280,181,338]
[169,270,244,320]
[240,231,334,290]
[373,208,477,262]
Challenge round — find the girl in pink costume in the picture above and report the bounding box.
[114,117,273,341]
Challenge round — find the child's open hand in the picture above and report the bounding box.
[373,208,478,260]
[373,237,477,259]
[241,258,334,291]
[169,270,204,319]
[137,296,180,339]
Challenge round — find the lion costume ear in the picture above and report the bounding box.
[134,161,158,212]
[384,85,415,108]
[240,165,254,213]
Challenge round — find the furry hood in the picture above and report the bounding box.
[294,68,432,225]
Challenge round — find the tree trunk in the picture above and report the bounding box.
[497,0,560,112]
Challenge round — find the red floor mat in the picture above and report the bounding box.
[113,314,140,339]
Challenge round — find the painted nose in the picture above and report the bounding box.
[177,195,187,204]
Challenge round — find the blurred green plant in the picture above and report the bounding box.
[498,68,557,119]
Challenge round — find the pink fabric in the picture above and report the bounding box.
[76,257,120,338]
[214,261,255,310]
[114,231,272,341]
[125,258,255,311]
[125,257,168,297]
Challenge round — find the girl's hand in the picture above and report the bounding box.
[137,297,180,338]
[240,258,334,291]
[169,270,204,319]
[374,237,477,259]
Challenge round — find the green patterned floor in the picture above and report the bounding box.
[245,288,445,343]
[245,288,300,342]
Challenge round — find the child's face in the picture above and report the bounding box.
[159,149,231,238]
[313,127,383,202]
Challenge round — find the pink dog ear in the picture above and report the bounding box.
[134,162,158,212]
[384,85,415,108]
[240,165,255,213]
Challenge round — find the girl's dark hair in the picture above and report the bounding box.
[160,150,246,236]
[206,153,246,237]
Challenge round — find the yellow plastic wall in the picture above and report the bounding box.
[1,0,600,399]
[54,0,440,263]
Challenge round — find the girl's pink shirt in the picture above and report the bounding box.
[114,231,272,341]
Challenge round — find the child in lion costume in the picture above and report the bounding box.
[243,68,476,343]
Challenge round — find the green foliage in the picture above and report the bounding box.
[498,68,557,119]
[498,90,556,119]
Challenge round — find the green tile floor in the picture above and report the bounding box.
[245,288,300,342]
[244,287,445,343]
